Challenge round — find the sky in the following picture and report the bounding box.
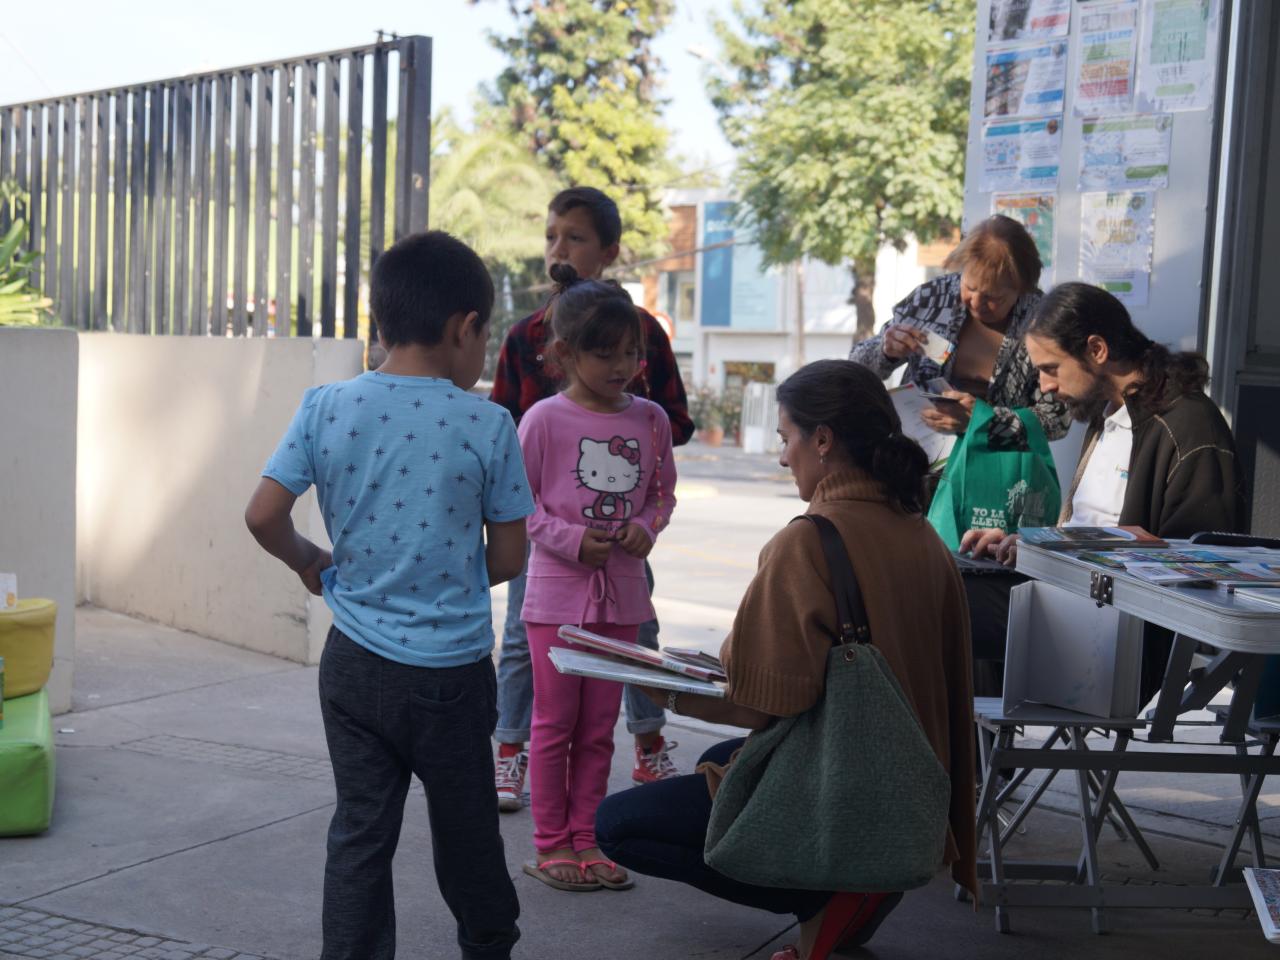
[0,0,736,169]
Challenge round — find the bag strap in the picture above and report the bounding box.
[795,514,872,647]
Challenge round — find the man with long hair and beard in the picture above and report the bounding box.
[960,282,1244,702]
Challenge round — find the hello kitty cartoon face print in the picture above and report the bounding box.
[577,435,642,523]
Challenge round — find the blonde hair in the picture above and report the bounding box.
[943,215,1042,294]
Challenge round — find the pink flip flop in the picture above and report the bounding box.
[522,858,601,892]
[578,857,635,890]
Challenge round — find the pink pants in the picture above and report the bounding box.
[526,621,636,853]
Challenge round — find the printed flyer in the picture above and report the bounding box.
[1079,114,1173,191]
[1075,1,1139,116]
[981,118,1063,193]
[1079,190,1156,307]
[989,0,1072,44]
[1137,0,1221,112]
[993,194,1056,281]
[985,41,1070,118]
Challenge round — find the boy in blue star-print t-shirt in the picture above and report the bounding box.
[246,232,532,960]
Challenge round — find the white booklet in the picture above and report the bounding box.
[889,384,957,471]
[548,647,726,698]
[1244,867,1280,943]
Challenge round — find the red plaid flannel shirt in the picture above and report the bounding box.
[490,303,694,446]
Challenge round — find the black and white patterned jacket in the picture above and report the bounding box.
[849,273,1071,449]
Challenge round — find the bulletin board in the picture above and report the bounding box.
[962,0,1228,350]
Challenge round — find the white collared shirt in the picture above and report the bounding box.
[1067,404,1133,528]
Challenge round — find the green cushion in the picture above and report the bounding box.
[0,688,55,836]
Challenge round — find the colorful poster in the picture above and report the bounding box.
[981,118,1063,193]
[993,194,1056,282]
[1136,0,1221,112]
[1079,114,1173,190]
[1079,191,1156,306]
[989,0,1072,43]
[985,41,1070,118]
[1074,1,1139,116]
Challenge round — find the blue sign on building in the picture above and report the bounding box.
[701,201,736,328]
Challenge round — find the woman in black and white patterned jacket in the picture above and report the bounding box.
[850,215,1070,452]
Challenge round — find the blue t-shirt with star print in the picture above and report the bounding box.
[263,371,534,668]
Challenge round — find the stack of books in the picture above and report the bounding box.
[548,626,727,698]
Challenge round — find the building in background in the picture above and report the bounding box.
[632,189,951,391]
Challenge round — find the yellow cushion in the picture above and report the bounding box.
[0,598,56,698]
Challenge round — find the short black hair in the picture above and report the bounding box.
[548,186,622,249]
[369,231,494,348]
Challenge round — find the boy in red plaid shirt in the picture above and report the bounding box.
[491,187,694,811]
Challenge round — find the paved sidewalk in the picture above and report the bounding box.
[0,606,1274,960]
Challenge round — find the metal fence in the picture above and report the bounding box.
[0,34,431,337]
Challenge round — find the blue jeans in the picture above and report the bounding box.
[494,557,665,744]
[318,628,520,960]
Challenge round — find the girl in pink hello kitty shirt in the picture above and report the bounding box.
[516,265,677,893]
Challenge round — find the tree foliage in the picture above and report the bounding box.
[484,0,676,261]
[710,0,975,334]
[0,181,53,327]
[428,110,559,272]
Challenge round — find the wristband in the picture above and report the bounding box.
[666,690,681,715]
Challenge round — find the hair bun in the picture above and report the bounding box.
[549,262,582,290]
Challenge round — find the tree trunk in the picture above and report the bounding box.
[851,257,876,342]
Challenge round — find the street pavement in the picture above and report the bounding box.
[2,442,1276,959]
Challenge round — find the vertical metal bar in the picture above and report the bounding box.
[172,81,191,336]
[76,96,92,329]
[275,65,295,336]
[320,56,340,338]
[29,106,43,289]
[343,54,364,339]
[129,91,146,332]
[398,36,432,233]
[254,67,272,335]
[191,78,211,335]
[14,106,28,226]
[233,71,251,336]
[144,85,163,334]
[297,61,317,337]
[369,45,388,272]
[44,104,59,310]
[93,95,109,329]
[60,101,75,326]
[212,75,232,336]
[0,108,11,233]
[155,85,173,334]
[111,93,128,328]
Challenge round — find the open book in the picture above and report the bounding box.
[1244,867,1280,943]
[548,647,727,698]
[557,626,727,682]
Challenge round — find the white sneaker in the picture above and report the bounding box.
[495,750,528,812]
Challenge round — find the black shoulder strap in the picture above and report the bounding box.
[795,514,872,647]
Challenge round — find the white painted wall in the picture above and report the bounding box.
[76,335,362,663]
[0,327,78,712]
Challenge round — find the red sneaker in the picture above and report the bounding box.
[632,738,680,784]
[495,749,528,812]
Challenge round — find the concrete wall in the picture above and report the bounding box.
[0,327,78,712]
[76,335,363,663]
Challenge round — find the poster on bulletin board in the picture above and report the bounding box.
[1136,0,1222,113]
[993,193,1057,284]
[1079,190,1157,307]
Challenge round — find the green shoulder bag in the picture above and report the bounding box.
[703,514,951,892]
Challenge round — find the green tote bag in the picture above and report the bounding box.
[703,515,951,892]
[926,402,1061,551]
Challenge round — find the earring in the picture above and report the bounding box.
[820,453,828,466]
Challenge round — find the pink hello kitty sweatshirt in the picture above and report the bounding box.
[517,392,677,626]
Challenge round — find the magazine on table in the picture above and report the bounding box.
[1019,525,1166,551]
[1075,548,1237,568]
[1244,867,1280,943]
[548,646,727,699]
[557,626,727,682]
[1121,561,1280,586]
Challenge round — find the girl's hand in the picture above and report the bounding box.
[578,528,614,568]
[920,391,974,434]
[614,523,653,559]
[636,685,667,708]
